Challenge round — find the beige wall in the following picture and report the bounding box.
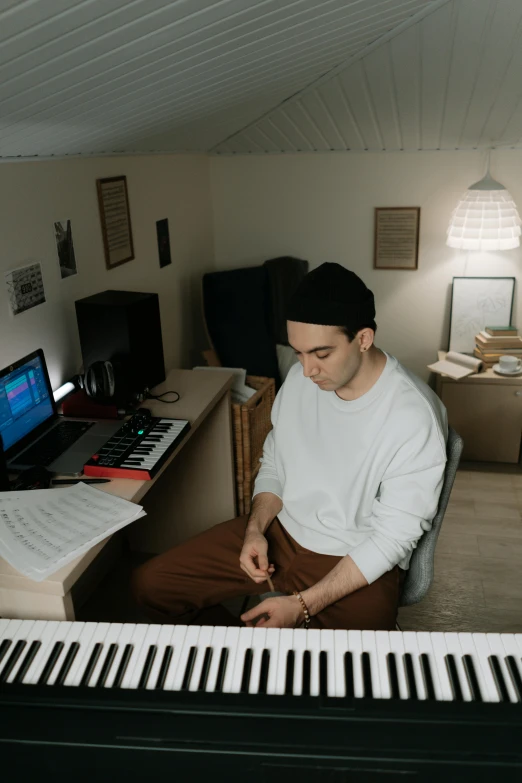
[3,149,521,391]
[0,154,214,391]
[210,149,522,381]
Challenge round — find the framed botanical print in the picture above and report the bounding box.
[448,276,516,354]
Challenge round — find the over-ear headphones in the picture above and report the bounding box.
[78,356,141,404]
[82,360,116,400]
[77,359,179,408]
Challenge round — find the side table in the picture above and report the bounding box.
[435,350,522,463]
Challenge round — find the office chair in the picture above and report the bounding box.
[400,425,463,606]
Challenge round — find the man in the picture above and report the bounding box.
[132,263,448,630]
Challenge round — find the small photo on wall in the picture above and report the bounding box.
[5,262,46,316]
[156,218,172,268]
[54,219,78,279]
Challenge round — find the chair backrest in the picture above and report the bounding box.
[202,266,282,386]
[263,256,308,345]
[399,426,463,607]
[202,259,309,391]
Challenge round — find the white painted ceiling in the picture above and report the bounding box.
[1,0,521,158]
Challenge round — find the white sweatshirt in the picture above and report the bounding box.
[253,350,448,584]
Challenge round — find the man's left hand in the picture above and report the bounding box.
[241,595,304,628]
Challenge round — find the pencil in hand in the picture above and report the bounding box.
[247,571,277,626]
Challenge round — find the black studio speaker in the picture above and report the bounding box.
[75,290,165,402]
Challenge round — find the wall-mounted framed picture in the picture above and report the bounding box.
[448,276,516,354]
[54,219,78,279]
[156,218,172,268]
[5,262,46,316]
[96,175,135,270]
[374,207,420,270]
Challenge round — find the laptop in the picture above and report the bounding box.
[1,349,122,476]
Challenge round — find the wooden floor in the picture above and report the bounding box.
[398,464,522,633]
[79,464,522,633]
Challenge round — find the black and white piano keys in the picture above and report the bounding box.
[83,417,191,480]
[1,619,522,703]
[118,419,186,474]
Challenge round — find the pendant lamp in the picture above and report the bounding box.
[446,155,521,250]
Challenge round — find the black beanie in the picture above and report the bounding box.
[286,262,375,328]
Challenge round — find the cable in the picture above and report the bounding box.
[144,389,180,404]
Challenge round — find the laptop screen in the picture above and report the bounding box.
[0,351,54,452]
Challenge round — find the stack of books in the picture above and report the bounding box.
[474,325,522,368]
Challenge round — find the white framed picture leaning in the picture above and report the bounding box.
[448,277,516,354]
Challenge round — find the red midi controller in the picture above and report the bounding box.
[83,409,190,480]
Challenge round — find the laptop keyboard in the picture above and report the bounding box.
[18,421,94,467]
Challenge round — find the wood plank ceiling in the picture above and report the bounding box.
[1,0,521,158]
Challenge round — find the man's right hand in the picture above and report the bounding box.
[239,530,275,584]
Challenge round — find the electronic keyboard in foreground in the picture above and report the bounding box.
[1,621,522,780]
[83,410,190,480]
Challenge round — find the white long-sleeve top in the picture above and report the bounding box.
[253,350,448,584]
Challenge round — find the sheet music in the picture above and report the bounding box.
[0,483,146,581]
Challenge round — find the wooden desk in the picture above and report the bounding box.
[0,368,236,621]
[435,351,522,463]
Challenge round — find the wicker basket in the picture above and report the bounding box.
[232,376,276,516]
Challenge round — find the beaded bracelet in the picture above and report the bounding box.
[293,590,311,628]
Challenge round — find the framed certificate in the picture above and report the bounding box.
[374,207,420,270]
[96,175,135,270]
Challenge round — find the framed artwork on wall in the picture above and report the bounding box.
[5,262,46,316]
[156,218,172,268]
[54,219,78,279]
[448,276,516,354]
[96,175,135,270]
[374,207,420,270]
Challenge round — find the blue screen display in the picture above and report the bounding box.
[0,355,53,451]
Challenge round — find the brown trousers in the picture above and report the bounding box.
[131,514,402,630]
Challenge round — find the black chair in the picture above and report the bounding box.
[202,257,308,390]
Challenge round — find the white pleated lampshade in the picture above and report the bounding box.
[446,174,522,250]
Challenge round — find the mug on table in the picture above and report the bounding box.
[499,355,522,373]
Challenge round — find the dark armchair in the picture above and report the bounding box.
[202,257,308,390]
